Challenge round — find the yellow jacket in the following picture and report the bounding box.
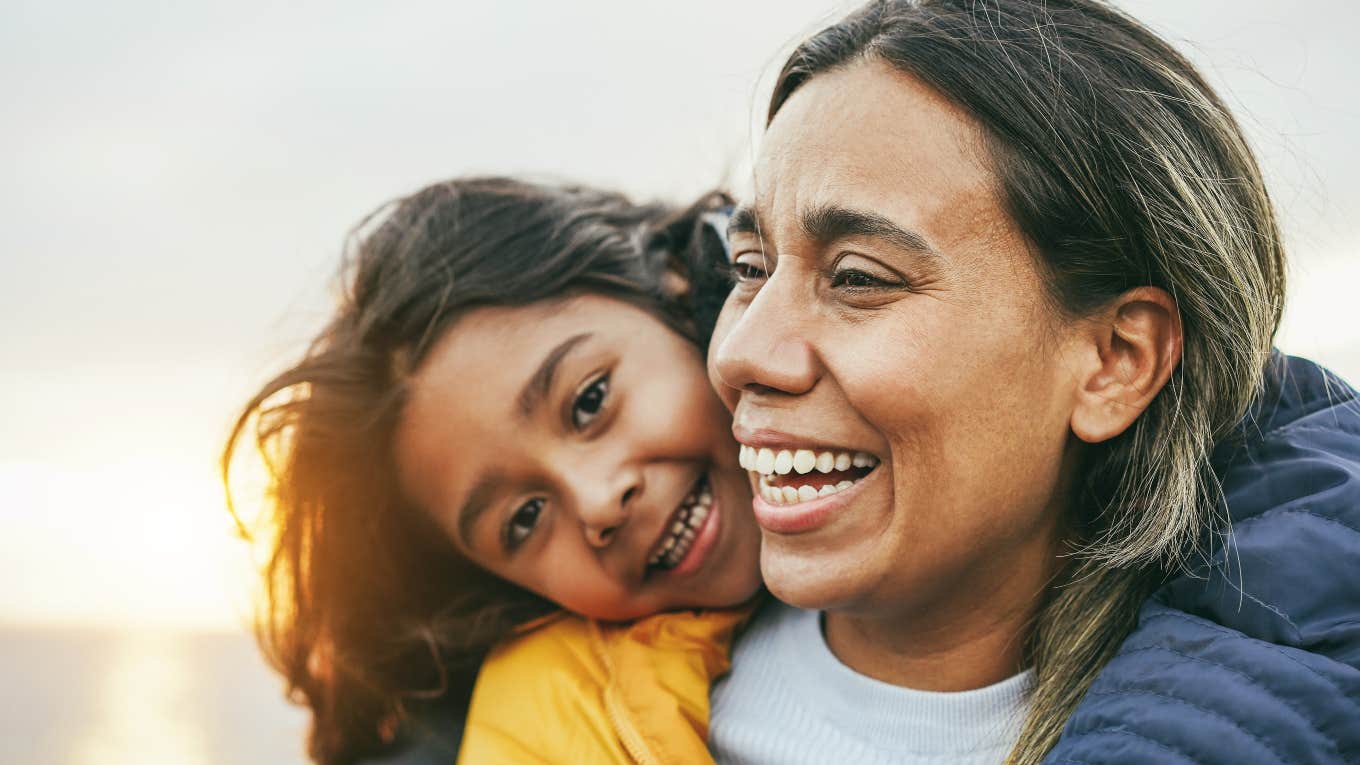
[457,607,750,764]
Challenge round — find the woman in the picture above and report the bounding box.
[223,177,765,764]
[704,1,1358,763]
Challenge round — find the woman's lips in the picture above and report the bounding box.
[750,466,878,534]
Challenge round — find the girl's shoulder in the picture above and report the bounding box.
[459,605,757,764]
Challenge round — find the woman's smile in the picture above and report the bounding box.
[733,438,882,534]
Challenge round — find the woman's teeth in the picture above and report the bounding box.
[757,476,856,504]
[646,481,713,570]
[738,445,879,506]
[739,445,877,475]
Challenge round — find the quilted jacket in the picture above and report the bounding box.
[1044,353,1360,763]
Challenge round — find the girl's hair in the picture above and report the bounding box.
[770,1,1285,761]
[222,177,731,763]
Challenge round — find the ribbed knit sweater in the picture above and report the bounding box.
[709,602,1032,765]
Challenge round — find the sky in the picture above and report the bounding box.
[2,0,1357,630]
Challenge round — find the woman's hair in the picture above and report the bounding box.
[770,1,1286,761]
[222,177,731,763]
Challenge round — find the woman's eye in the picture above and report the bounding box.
[505,498,544,549]
[571,374,610,429]
[728,254,769,283]
[830,267,900,291]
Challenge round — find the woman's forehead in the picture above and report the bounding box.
[753,60,1004,257]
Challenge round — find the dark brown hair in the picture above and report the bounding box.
[770,1,1285,761]
[222,177,731,763]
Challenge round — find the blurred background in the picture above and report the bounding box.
[2,1,1356,762]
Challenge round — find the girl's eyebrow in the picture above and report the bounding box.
[516,332,593,420]
[457,472,505,549]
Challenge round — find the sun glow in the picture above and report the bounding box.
[75,631,212,765]
[0,456,259,631]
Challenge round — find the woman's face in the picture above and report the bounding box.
[708,59,1087,619]
[395,293,762,621]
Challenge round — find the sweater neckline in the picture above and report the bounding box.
[776,604,1034,756]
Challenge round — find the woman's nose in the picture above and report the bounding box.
[712,271,818,398]
[576,467,642,549]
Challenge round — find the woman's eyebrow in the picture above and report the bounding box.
[728,204,760,238]
[516,332,593,420]
[801,203,940,262]
[728,202,941,266]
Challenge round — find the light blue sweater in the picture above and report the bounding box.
[709,602,1032,765]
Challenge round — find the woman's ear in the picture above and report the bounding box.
[1070,286,1183,444]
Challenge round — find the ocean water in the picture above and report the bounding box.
[0,627,309,765]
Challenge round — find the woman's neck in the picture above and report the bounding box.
[821,547,1059,691]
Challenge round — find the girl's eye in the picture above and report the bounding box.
[505,498,544,550]
[728,254,769,283]
[571,374,610,429]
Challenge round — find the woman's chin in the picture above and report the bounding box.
[758,541,875,611]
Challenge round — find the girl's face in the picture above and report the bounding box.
[394,293,762,621]
[708,60,1085,622]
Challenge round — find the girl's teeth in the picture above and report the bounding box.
[648,481,714,570]
[774,451,794,475]
[834,453,852,471]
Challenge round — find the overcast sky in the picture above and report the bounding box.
[3,0,1357,629]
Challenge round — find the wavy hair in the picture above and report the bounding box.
[222,177,731,763]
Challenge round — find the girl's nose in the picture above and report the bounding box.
[576,471,641,549]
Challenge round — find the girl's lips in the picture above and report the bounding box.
[751,467,876,534]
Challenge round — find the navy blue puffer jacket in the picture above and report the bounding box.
[1045,353,1360,764]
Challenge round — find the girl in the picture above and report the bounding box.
[223,177,764,763]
